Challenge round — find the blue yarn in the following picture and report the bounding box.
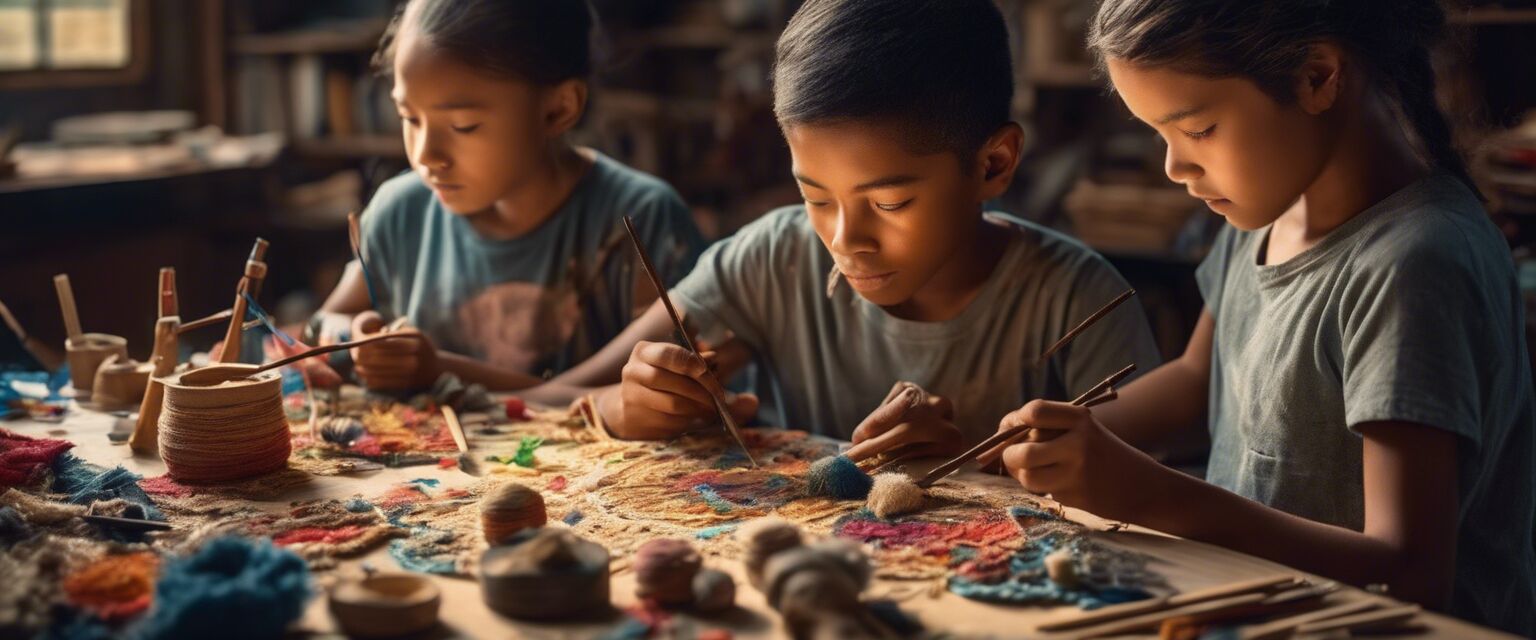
[50,454,164,526]
[344,498,374,513]
[694,523,739,540]
[408,478,440,488]
[562,509,585,526]
[1008,505,1063,522]
[805,455,872,499]
[947,535,1152,609]
[388,539,457,574]
[138,537,312,639]
[693,484,737,514]
[0,506,33,548]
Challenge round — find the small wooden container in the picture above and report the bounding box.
[158,365,290,483]
[480,528,610,621]
[328,573,441,638]
[90,355,151,410]
[65,333,128,393]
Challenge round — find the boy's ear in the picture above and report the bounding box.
[543,78,588,136]
[1295,42,1344,115]
[978,122,1025,200]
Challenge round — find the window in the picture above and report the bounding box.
[0,0,145,88]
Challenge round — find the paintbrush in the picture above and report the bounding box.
[1037,289,1136,366]
[178,330,424,386]
[915,363,1135,489]
[0,298,62,371]
[347,212,381,311]
[621,216,759,468]
[441,404,479,475]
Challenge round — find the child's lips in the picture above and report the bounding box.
[841,270,896,292]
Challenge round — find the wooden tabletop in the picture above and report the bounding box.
[13,405,1514,639]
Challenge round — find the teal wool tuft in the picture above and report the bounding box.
[805,455,873,500]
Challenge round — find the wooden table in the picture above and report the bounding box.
[12,405,1513,639]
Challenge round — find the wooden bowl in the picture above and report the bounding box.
[328,573,441,638]
[90,355,151,409]
[480,528,610,621]
[65,333,128,393]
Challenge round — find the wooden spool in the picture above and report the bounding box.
[64,333,128,393]
[157,365,290,483]
[479,482,547,546]
[89,354,151,410]
[480,528,610,621]
[328,573,441,638]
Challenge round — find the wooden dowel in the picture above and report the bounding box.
[0,298,28,342]
[1037,574,1301,632]
[1038,288,1135,366]
[1294,604,1419,635]
[442,405,469,453]
[1054,592,1271,639]
[246,237,270,299]
[217,282,250,363]
[53,273,83,340]
[1238,599,1377,640]
[919,363,1137,488]
[158,267,178,318]
[130,317,179,455]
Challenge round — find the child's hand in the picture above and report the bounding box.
[844,383,963,462]
[350,311,440,391]
[598,340,757,440]
[995,400,1160,521]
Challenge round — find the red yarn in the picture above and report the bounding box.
[835,511,1020,555]
[546,476,568,492]
[272,525,368,546]
[0,428,74,487]
[138,475,195,498]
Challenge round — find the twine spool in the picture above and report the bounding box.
[64,333,128,393]
[739,517,803,591]
[157,365,290,483]
[480,528,610,621]
[328,573,440,639]
[633,538,702,607]
[479,482,547,546]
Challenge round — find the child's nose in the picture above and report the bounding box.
[1163,144,1203,185]
[829,203,878,255]
[411,128,452,171]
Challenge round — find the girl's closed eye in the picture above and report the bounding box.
[874,198,914,212]
[452,123,481,134]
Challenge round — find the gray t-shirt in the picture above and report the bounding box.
[362,151,706,377]
[1197,174,1536,634]
[671,206,1162,444]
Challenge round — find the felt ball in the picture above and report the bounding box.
[691,568,736,614]
[633,538,702,607]
[865,473,925,519]
[805,455,873,500]
[808,539,871,591]
[479,482,547,546]
[737,517,803,591]
[1044,548,1079,589]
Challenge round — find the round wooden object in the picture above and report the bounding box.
[64,333,128,392]
[633,538,702,607]
[328,573,441,638]
[90,355,151,410]
[479,482,547,546]
[480,528,610,621]
[158,365,290,483]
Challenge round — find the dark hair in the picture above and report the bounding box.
[1087,0,1483,199]
[373,0,595,85]
[772,0,1015,160]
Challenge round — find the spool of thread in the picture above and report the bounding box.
[738,517,803,591]
[865,473,925,519]
[157,365,290,483]
[90,355,151,410]
[805,455,873,500]
[633,538,703,607]
[479,482,547,546]
[64,333,128,393]
[1044,548,1079,589]
[480,528,610,621]
[764,542,888,640]
[692,568,736,614]
[328,572,441,639]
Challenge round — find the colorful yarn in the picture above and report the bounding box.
[804,455,872,500]
[694,524,738,540]
[271,525,370,546]
[479,482,546,545]
[138,537,311,639]
[158,372,290,483]
[0,428,73,487]
[51,454,164,522]
[546,476,568,492]
[136,476,193,499]
[946,533,1154,608]
[62,552,159,622]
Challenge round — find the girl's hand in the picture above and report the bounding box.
[997,399,1164,521]
[350,311,440,391]
[844,383,963,462]
[598,340,757,440]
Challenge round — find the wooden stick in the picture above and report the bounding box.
[158,267,178,318]
[917,363,1136,488]
[217,282,250,363]
[130,316,179,455]
[621,215,758,468]
[53,274,83,340]
[971,364,1136,469]
[348,212,380,310]
[1038,288,1135,366]
[1053,592,1272,639]
[1294,604,1419,635]
[181,330,425,385]
[442,405,469,453]
[1238,599,1378,640]
[0,298,62,371]
[1037,574,1302,632]
[177,309,232,334]
[246,237,270,299]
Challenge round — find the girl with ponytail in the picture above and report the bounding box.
[987,1,1535,632]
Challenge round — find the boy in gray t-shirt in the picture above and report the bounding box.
[561,0,1160,460]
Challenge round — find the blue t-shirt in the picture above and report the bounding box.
[1197,174,1536,635]
[360,150,706,377]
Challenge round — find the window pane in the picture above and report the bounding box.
[48,0,128,69]
[0,0,40,70]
